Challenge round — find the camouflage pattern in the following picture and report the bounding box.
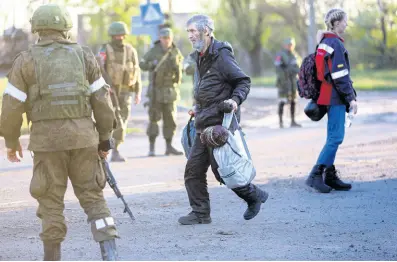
[108,21,129,36]
[274,49,301,101]
[139,41,183,139]
[30,4,73,33]
[28,42,92,122]
[31,147,118,243]
[0,30,118,243]
[98,42,141,143]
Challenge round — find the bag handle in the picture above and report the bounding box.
[187,115,194,147]
[222,112,252,160]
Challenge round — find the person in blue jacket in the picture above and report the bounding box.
[305,8,358,193]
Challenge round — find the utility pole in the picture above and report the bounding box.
[168,0,173,27]
[307,0,316,53]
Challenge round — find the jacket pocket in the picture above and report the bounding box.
[30,159,50,199]
[95,157,107,190]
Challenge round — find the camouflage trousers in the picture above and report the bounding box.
[112,87,133,144]
[30,146,118,243]
[147,102,177,140]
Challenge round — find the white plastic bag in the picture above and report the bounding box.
[213,113,256,189]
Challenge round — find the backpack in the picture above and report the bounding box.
[213,113,256,189]
[297,51,321,100]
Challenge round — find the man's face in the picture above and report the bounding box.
[187,23,206,52]
[284,43,295,52]
[160,36,172,49]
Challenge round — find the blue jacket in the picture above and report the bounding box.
[315,32,356,106]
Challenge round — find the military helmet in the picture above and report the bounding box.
[283,37,296,45]
[159,28,173,38]
[30,4,73,33]
[108,21,129,36]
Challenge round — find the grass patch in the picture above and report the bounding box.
[251,69,397,90]
[351,69,397,90]
[126,127,144,134]
[251,73,276,87]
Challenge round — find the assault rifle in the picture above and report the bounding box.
[101,158,135,221]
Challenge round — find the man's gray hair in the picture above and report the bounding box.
[186,14,215,36]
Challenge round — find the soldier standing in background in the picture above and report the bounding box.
[274,37,302,128]
[0,4,119,260]
[140,28,184,157]
[98,21,142,162]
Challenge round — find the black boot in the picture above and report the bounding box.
[324,165,352,191]
[290,101,302,128]
[305,164,332,193]
[100,239,118,261]
[178,211,212,225]
[165,139,183,156]
[233,184,269,220]
[278,101,285,128]
[43,242,61,261]
[148,136,156,157]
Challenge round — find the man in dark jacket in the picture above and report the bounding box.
[178,14,269,225]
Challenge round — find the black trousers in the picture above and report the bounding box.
[184,135,262,215]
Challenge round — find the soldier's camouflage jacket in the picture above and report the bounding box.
[0,33,115,152]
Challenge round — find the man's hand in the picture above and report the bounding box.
[7,143,23,163]
[98,150,109,159]
[188,105,196,116]
[223,99,238,112]
[349,100,358,115]
[134,93,142,105]
[98,139,114,159]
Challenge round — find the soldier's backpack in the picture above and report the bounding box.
[297,50,321,100]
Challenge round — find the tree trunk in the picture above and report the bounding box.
[377,0,388,67]
[248,45,263,77]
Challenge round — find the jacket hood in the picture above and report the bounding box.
[316,30,344,44]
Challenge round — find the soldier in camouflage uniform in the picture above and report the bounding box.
[140,28,184,157]
[97,21,142,162]
[274,37,302,128]
[0,4,118,260]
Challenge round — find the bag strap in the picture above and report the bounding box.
[233,114,252,160]
[187,115,194,147]
[222,112,252,160]
[154,49,172,73]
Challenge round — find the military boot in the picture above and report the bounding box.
[278,101,285,128]
[178,211,212,225]
[290,101,302,128]
[324,165,352,191]
[305,164,332,193]
[148,136,156,157]
[100,239,118,261]
[43,242,61,261]
[165,139,183,156]
[233,184,269,220]
[111,149,126,162]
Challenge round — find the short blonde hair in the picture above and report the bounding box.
[324,8,347,30]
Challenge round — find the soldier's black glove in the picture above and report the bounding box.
[98,138,115,152]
